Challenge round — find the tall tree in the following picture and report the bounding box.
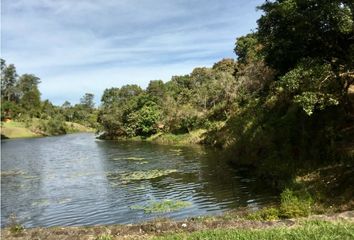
[18,74,41,115]
[80,93,95,110]
[1,63,18,101]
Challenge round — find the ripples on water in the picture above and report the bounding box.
[1,133,277,227]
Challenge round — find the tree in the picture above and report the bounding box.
[18,74,41,116]
[17,74,40,95]
[234,33,261,64]
[1,63,18,101]
[62,101,72,109]
[146,80,166,102]
[257,0,354,75]
[80,93,95,110]
[212,58,237,76]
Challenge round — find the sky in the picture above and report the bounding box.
[1,0,264,105]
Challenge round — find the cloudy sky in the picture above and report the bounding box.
[2,0,264,105]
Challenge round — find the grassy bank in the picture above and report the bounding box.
[0,121,40,138]
[4,211,353,240]
[146,129,207,146]
[1,120,94,139]
[155,220,354,240]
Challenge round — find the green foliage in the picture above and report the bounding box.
[126,102,162,137]
[154,220,354,240]
[246,207,280,221]
[234,33,262,64]
[1,101,22,120]
[95,233,112,240]
[1,61,18,101]
[131,199,192,213]
[8,214,24,235]
[279,189,313,218]
[80,92,95,110]
[257,0,354,74]
[277,60,340,115]
[38,117,67,136]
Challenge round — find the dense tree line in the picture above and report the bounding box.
[97,58,242,138]
[1,59,97,135]
[99,0,353,180]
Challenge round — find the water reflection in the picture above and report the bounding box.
[1,133,277,227]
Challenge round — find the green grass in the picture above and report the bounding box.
[1,120,94,139]
[154,220,354,240]
[147,129,207,145]
[1,121,40,138]
[95,233,112,240]
[65,121,94,133]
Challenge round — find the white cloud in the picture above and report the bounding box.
[1,0,264,105]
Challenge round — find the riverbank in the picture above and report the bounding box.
[1,120,94,139]
[100,129,208,146]
[3,211,353,240]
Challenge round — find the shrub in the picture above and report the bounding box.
[8,214,24,235]
[95,233,112,240]
[246,207,280,221]
[279,189,313,218]
[38,117,67,135]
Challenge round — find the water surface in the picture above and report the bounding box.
[1,133,277,227]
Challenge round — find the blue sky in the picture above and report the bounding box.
[1,0,264,105]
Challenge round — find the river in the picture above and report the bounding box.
[1,133,277,227]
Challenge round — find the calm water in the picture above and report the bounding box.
[1,133,277,227]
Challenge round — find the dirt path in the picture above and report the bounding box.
[2,211,353,240]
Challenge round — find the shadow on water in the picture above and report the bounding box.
[1,133,277,228]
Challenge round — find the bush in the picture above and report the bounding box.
[246,207,280,221]
[279,189,313,218]
[38,117,67,135]
[8,214,24,235]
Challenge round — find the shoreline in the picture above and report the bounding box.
[3,210,353,240]
[1,120,95,139]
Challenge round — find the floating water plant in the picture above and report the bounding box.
[57,198,72,204]
[120,169,177,181]
[125,157,145,161]
[0,170,26,177]
[135,161,148,165]
[131,199,192,213]
[31,199,50,207]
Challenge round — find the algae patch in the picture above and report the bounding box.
[0,170,26,177]
[126,157,145,161]
[107,169,177,182]
[131,199,192,213]
[120,169,177,181]
[112,156,146,161]
[31,199,50,207]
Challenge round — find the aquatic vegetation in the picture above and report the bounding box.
[131,199,192,213]
[70,172,94,178]
[31,199,50,207]
[57,198,72,204]
[8,214,24,235]
[120,169,177,181]
[22,175,40,180]
[135,161,149,164]
[170,149,183,156]
[126,157,145,161]
[0,170,26,177]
